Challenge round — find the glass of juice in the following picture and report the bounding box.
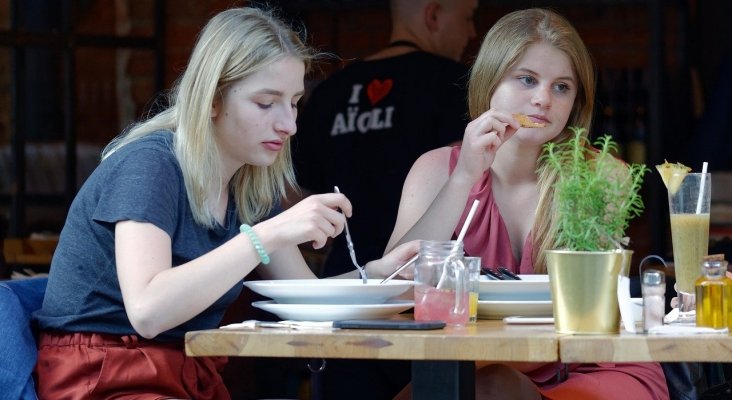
[668,172,711,320]
[464,257,482,323]
[414,240,469,326]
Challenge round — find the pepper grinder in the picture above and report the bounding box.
[642,269,666,332]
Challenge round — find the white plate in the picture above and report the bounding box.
[478,274,551,301]
[503,316,555,325]
[477,300,553,320]
[244,279,414,304]
[252,300,415,321]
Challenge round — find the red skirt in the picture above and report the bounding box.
[528,362,670,400]
[36,331,230,400]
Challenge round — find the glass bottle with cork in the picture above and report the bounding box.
[695,255,732,329]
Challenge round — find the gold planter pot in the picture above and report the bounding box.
[545,249,633,334]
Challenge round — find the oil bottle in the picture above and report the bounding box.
[695,260,732,329]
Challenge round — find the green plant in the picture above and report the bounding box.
[541,127,649,251]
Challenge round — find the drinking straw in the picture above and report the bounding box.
[436,199,480,289]
[455,199,480,246]
[695,162,708,214]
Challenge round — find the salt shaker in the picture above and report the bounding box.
[642,269,666,332]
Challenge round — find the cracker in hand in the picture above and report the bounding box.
[513,113,546,128]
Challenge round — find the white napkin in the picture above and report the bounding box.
[648,323,728,335]
[220,320,334,330]
[617,275,639,333]
[664,308,681,324]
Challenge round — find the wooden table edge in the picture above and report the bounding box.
[185,326,559,362]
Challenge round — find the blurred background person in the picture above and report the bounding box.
[291,1,477,398]
[293,0,476,278]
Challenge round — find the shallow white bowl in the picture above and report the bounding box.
[244,279,414,305]
[252,300,414,321]
[478,274,551,301]
[477,300,553,320]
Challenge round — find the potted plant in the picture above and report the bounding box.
[541,127,649,334]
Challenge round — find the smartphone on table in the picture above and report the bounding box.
[333,319,446,330]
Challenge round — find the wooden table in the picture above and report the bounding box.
[186,320,558,399]
[185,320,732,399]
[559,330,732,363]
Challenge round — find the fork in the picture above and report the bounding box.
[334,186,368,284]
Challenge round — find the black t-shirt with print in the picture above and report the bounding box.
[294,51,469,277]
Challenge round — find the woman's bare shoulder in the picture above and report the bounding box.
[412,146,455,171]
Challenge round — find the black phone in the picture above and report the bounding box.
[333,319,446,330]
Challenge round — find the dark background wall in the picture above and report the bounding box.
[4,0,730,257]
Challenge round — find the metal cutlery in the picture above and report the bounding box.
[380,254,418,284]
[334,186,367,284]
[497,267,521,280]
[481,267,504,280]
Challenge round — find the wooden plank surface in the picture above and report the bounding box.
[559,331,732,362]
[185,320,559,362]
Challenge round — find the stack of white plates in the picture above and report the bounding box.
[244,279,414,321]
[476,275,552,319]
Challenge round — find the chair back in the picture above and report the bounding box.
[2,235,58,280]
[3,236,58,266]
[0,277,48,400]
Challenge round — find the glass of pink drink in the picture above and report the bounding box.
[413,240,469,326]
[415,286,469,325]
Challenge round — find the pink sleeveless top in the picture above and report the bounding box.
[449,147,534,274]
[449,147,669,399]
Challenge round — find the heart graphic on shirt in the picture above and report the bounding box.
[366,79,393,106]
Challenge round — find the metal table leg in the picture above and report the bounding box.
[411,360,475,400]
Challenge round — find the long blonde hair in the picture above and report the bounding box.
[102,7,317,228]
[467,8,596,272]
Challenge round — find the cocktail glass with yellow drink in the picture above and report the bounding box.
[659,161,711,319]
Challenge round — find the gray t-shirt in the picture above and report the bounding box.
[35,131,242,342]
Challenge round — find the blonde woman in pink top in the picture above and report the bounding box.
[387,8,670,400]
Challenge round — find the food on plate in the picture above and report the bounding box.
[655,159,691,195]
[513,113,546,128]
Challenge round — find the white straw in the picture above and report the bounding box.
[448,199,480,258]
[695,162,708,214]
[456,199,480,244]
[437,199,480,289]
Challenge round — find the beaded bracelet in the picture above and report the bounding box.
[240,224,270,265]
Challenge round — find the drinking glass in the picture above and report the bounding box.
[414,240,469,326]
[464,257,482,323]
[668,172,711,320]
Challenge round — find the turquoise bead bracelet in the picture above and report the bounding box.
[240,224,270,265]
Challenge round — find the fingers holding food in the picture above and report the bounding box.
[513,113,547,128]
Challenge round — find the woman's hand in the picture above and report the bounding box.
[364,241,420,279]
[256,193,350,251]
[453,109,519,183]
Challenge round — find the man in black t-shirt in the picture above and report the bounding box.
[294,0,476,280]
[292,1,477,398]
